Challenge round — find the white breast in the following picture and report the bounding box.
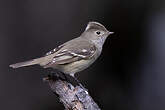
[91,36,107,52]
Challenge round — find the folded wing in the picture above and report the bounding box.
[43,41,96,68]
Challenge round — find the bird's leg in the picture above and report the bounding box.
[43,70,66,81]
[51,70,69,81]
[61,72,69,81]
[73,76,86,90]
[70,73,87,91]
[50,71,61,79]
[43,71,58,81]
[59,73,81,88]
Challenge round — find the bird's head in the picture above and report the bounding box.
[82,21,114,45]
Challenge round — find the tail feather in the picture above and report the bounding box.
[9,57,44,68]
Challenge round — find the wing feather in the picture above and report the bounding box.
[43,39,97,68]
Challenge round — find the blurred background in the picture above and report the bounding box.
[0,0,165,110]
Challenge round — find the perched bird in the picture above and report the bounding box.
[10,21,114,77]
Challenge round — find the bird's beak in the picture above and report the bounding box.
[106,31,114,37]
[108,31,114,35]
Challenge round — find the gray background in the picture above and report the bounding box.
[0,0,165,110]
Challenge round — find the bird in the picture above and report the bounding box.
[9,21,114,77]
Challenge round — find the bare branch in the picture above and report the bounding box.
[43,74,101,110]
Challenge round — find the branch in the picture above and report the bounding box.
[43,74,101,110]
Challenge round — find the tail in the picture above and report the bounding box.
[9,57,44,69]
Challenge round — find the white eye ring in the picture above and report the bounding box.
[95,31,103,36]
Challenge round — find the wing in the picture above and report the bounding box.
[44,45,65,56]
[43,40,96,68]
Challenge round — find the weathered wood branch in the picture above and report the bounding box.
[43,74,101,110]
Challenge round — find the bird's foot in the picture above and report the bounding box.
[42,74,55,82]
[43,71,64,82]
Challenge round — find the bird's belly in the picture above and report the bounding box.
[59,59,95,74]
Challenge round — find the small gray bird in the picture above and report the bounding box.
[10,21,114,77]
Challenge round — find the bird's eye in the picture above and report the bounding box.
[95,31,101,35]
